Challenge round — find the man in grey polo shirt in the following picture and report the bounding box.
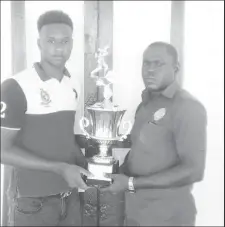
[102,42,207,226]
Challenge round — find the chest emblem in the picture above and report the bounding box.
[153,108,166,122]
[40,88,51,107]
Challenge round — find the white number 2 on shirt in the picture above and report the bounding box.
[1,101,7,118]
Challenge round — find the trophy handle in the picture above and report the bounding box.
[118,121,132,141]
[80,117,91,139]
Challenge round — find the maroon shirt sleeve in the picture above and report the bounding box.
[1,78,27,130]
[173,99,207,168]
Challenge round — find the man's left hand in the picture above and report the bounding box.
[100,173,129,193]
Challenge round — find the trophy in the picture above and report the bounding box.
[80,46,132,187]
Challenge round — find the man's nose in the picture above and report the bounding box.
[147,69,156,77]
[148,67,156,73]
[55,43,64,52]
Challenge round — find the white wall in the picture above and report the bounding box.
[1,1,12,225]
[25,1,84,133]
[1,1,12,83]
[113,1,172,129]
[184,1,224,226]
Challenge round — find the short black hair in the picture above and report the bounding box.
[145,41,179,64]
[37,10,73,33]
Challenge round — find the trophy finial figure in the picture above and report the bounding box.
[90,45,110,79]
[90,46,115,108]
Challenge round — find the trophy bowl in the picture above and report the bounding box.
[80,106,131,187]
[86,107,126,139]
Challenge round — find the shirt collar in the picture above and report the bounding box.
[161,80,180,98]
[142,80,180,103]
[33,62,71,82]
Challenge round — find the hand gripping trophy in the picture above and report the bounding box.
[80,46,132,187]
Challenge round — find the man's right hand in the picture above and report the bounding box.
[1,128,94,191]
[57,163,94,191]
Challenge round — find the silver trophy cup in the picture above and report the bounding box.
[80,46,131,186]
[80,107,131,186]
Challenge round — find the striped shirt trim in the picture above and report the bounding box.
[1,126,21,131]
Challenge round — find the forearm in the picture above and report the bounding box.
[134,163,203,190]
[1,146,65,174]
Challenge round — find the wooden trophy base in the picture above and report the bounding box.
[84,158,119,187]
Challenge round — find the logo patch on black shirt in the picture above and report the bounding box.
[40,89,51,107]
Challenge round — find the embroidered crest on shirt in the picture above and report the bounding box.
[153,108,166,122]
[40,88,51,107]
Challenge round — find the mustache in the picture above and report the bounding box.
[143,75,155,80]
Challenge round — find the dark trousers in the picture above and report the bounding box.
[7,189,82,226]
[125,191,197,226]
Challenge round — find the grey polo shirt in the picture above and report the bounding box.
[127,81,207,188]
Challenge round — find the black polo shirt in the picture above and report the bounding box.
[1,63,82,197]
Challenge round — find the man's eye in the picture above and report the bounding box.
[47,40,55,44]
[155,61,165,68]
[158,62,165,67]
[154,61,161,66]
[62,40,69,44]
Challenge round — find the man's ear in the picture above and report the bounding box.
[71,38,74,49]
[174,62,180,73]
[37,39,41,50]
